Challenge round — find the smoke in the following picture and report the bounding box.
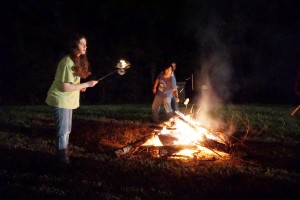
[196,19,233,131]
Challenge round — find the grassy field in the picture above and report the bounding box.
[0,104,300,199]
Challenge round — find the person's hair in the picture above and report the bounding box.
[67,33,90,79]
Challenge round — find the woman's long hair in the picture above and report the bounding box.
[67,33,90,79]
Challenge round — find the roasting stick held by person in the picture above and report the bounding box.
[45,33,98,165]
[291,69,300,117]
[97,59,131,82]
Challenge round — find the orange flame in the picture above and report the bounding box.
[142,114,229,159]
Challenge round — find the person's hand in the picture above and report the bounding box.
[86,80,98,87]
[175,97,180,102]
[153,88,157,94]
[80,88,87,92]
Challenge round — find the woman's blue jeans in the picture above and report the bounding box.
[54,107,73,150]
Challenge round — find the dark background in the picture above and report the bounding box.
[0,0,299,105]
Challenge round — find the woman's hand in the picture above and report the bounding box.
[62,80,98,92]
[86,80,98,87]
[80,80,98,92]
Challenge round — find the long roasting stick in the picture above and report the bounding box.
[291,105,300,116]
[97,70,117,81]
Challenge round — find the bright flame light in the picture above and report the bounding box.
[142,134,163,146]
[115,59,130,76]
[116,59,130,69]
[172,118,205,145]
[174,111,222,144]
[120,59,127,68]
[140,111,230,159]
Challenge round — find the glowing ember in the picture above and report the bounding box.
[174,149,198,158]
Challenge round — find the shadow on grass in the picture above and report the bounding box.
[71,118,154,153]
[236,139,300,172]
[0,145,128,199]
[0,120,54,139]
[1,117,300,199]
[1,144,300,200]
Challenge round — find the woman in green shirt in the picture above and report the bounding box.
[46,33,98,164]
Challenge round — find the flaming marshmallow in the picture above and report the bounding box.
[184,98,190,106]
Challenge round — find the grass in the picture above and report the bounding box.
[0,104,300,199]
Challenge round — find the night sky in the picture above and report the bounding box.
[0,0,299,105]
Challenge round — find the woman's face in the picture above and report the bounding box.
[76,38,87,56]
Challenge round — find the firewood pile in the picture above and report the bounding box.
[115,111,233,160]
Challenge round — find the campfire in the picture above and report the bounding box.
[115,54,235,160]
[115,108,232,160]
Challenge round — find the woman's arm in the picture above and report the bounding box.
[62,80,98,92]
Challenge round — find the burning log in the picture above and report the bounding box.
[114,133,155,157]
[115,111,232,160]
[201,139,231,154]
[115,145,133,157]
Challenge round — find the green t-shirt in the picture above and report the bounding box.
[46,56,81,109]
